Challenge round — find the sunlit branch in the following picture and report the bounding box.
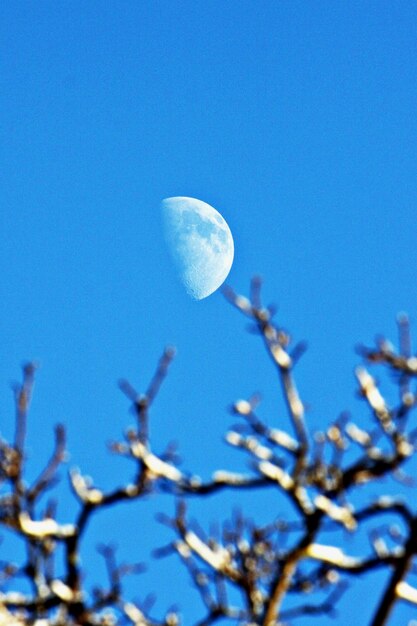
[2,281,417,625]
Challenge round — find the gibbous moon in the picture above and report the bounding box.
[161,196,234,300]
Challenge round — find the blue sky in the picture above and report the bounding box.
[1,2,417,623]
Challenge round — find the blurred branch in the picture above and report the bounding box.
[2,281,417,624]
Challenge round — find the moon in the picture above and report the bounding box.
[161,196,234,300]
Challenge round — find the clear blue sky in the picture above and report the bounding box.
[1,2,417,623]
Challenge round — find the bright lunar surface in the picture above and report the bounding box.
[161,196,234,300]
